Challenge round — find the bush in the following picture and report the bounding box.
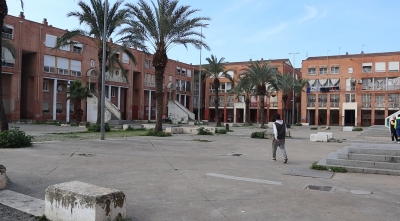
[87,123,111,132]
[286,123,291,128]
[310,127,318,130]
[0,128,34,148]
[215,128,227,134]
[352,127,363,131]
[251,131,266,139]
[310,161,327,170]
[197,127,213,135]
[143,129,171,137]
[329,167,347,173]
[294,122,302,126]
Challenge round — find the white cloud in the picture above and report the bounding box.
[297,5,319,24]
[244,22,289,43]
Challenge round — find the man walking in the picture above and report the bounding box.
[272,114,288,163]
[394,114,400,144]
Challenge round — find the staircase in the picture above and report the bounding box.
[168,100,195,121]
[357,125,390,137]
[318,143,400,176]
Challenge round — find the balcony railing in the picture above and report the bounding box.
[388,102,399,108]
[318,102,327,107]
[227,102,234,107]
[307,102,315,107]
[2,32,13,39]
[362,102,372,108]
[330,102,340,107]
[250,102,257,107]
[106,75,127,83]
[346,86,356,91]
[270,102,278,107]
[375,102,385,108]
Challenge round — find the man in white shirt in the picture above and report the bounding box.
[272,114,288,163]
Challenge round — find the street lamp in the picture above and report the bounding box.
[100,0,108,140]
[289,52,299,125]
[198,24,208,124]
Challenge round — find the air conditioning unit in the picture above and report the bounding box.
[357,80,363,84]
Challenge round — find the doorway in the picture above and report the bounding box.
[344,109,356,126]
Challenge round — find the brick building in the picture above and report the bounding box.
[301,51,400,126]
[1,13,194,123]
[203,59,301,123]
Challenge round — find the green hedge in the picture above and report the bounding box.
[0,128,34,148]
[87,123,111,132]
[251,131,265,139]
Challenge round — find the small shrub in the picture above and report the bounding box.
[251,131,266,139]
[286,123,291,128]
[294,122,302,126]
[143,129,171,137]
[124,126,146,131]
[352,127,363,131]
[87,123,111,132]
[35,214,49,221]
[0,128,34,148]
[215,128,227,134]
[310,127,318,130]
[113,213,132,221]
[310,161,327,170]
[329,167,347,173]
[197,127,213,135]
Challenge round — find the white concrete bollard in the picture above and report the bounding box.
[0,165,6,190]
[310,134,328,142]
[343,126,354,132]
[317,132,333,139]
[45,181,126,221]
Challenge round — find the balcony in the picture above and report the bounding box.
[318,102,327,107]
[250,102,258,107]
[106,75,127,83]
[362,102,372,108]
[330,102,340,108]
[270,102,278,107]
[307,102,315,107]
[2,32,13,39]
[345,86,356,91]
[375,102,385,108]
[388,102,399,108]
[227,102,234,107]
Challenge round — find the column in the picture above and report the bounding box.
[184,95,187,107]
[53,79,58,120]
[148,90,152,120]
[117,87,121,109]
[244,107,247,123]
[108,85,112,100]
[233,107,237,123]
[224,108,227,123]
[66,80,71,123]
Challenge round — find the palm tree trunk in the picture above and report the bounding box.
[245,98,250,123]
[214,81,220,126]
[153,47,168,132]
[259,94,265,128]
[96,51,103,125]
[0,0,9,131]
[282,96,288,123]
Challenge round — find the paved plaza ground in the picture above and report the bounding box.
[0,123,399,220]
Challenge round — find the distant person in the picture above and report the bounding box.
[395,114,400,144]
[390,116,398,142]
[272,114,288,163]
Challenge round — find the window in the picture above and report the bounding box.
[187,69,191,77]
[345,78,356,91]
[111,88,115,97]
[2,24,13,39]
[43,80,49,91]
[181,68,186,76]
[56,103,63,113]
[308,67,316,75]
[114,52,120,60]
[90,59,95,67]
[389,61,399,72]
[69,103,74,114]
[362,63,372,73]
[319,67,327,75]
[70,60,82,77]
[176,67,181,75]
[318,94,327,107]
[145,59,151,68]
[330,65,339,74]
[60,40,70,51]
[186,81,191,92]
[73,43,83,54]
[151,107,156,116]
[44,55,55,73]
[45,34,57,48]
[307,95,316,107]
[330,94,340,107]
[375,62,385,72]
[375,94,385,108]
[345,94,355,102]
[57,82,62,92]
[42,102,50,113]
[2,47,15,67]
[361,94,371,107]
[122,53,129,64]
[57,57,69,75]
[389,94,399,108]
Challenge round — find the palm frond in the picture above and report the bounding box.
[1,39,16,58]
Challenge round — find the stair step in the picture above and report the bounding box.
[324,165,400,176]
[348,147,400,156]
[337,153,400,163]
[326,158,400,170]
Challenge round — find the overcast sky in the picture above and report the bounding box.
[6,0,400,67]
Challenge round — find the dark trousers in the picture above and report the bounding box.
[391,129,398,141]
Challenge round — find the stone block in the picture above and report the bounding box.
[343,126,354,131]
[165,127,183,134]
[182,127,198,134]
[0,165,6,190]
[142,124,155,129]
[45,181,126,221]
[188,121,195,125]
[203,127,216,133]
[317,132,333,139]
[122,124,143,130]
[310,134,328,142]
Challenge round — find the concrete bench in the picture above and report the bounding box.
[317,132,333,139]
[165,127,183,134]
[122,124,143,130]
[0,165,6,190]
[142,124,155,129]
[310,133,328,142]
[45,181,126,221]
[343,126,354,131]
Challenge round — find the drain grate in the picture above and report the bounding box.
[304,185,333,192]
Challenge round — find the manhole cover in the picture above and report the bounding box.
[304,185,333,192]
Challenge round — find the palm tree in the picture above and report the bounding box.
[293,77,308,123]
[241,61,279,128]
[231,75,255,124]
[53,0,139,125]
[0,0,23,131]
[276,73,294,123]
[203,55,233,126]
[125,0,210,132]
[66,80,93,124]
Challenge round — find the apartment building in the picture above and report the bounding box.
[2,13,194,123]
[203,59,301,123]
[301,51,400,126]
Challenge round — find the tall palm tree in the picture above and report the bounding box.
[66,80,93,124]
[293,77,308,123]
[231,75,255,124]
[241,61,279,128]
[276,73,294,123]
[53,0,139,125]
[125,0,210,132]
[203,55,233,126]
[0,0,23,131]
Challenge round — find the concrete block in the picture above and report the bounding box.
[182,127,198,134]
[61,124,71,127]
[203,127,216,133]
[343,126,353,131]
[188,121,195,125]
[310,134,328,142]
[165,127,183,134]
[0,165,6,190]
[302,123,310,126]
[45,181,126,221]
[317,132,333,139]
[142,124,155,129]
[122,124,143,130]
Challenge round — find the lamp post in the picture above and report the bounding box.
[100,0,108,140]
[289,52,299,125]
[198,24,208,124]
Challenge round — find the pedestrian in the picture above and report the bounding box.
[272,114,288,163]
[390,116,398,142]
[395,114,400,144]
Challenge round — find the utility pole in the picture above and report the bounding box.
[289,52,299,124]
[100,0,108,140]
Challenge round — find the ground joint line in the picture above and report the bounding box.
[206,173,282,185]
